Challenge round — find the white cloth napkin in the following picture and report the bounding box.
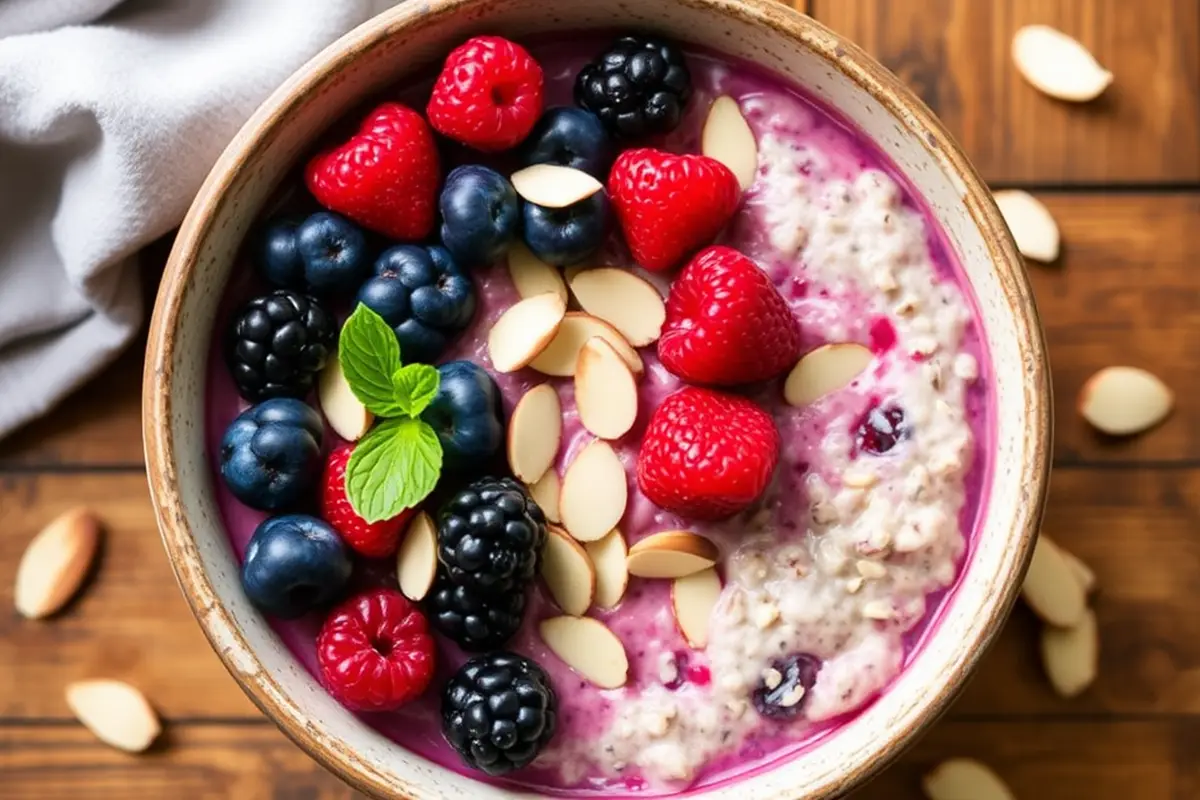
[0,0,394,440]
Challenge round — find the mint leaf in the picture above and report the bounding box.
[393,364,440,417]
[339,304,406,417]
[346,417,443,523]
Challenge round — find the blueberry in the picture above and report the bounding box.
[751,653,821,720]
[356,245,476,364]
[240,514,353,619]
[420,361,504,470]
[439,166,520,268]
[854,404,909,455]
[519,107,612,177]
[219,398,324,511]
[252,218,305,289]
[295,212,371,295]
[522,192,610,267]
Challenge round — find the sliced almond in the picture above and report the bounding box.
[672,567,722,648]
[923,758,1015,800]
[1079,366,1173,436]
[701,95,759,190]
[396,511,437,602]
[1041,608,1099,698]
[318,352,373,442]
[626,531,719,579]
[576,338,639,440]
[559,440,628,542]
[507,384,562,483]
[568,268,667,347]
[564,264,593,284]
[1012,24,1113,102]
[511,164,604,209]
[507,242,568,304]
[529,470,561,523]
[530,312,644,377]
[783,343,873,407]
[541,525,597,616]
[1059,545,1097,595]
[1022,535,1087,628]
[538,615,628,689]
[487,293,567,373]
[15,508,101,619]
[65,680,161,753]
[993,190,1060,263]
[586,529,629,610]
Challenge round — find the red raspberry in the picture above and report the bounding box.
[305,102,439,240]
[321,444,414,558]
[317,588,436,712]
[658,246,801,385]
[637,387,779,520]
[427,36,544,152]
[607,148,740,271]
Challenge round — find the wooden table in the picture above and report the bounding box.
[2,1,1197,797]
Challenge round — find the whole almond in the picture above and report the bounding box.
[15,508,102,619]
[66,679,162,753]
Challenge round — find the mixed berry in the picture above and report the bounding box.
[212,31,889,779]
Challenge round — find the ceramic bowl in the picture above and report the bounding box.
[143,0,1051,797]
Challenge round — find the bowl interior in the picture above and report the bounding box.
[145,1,1049,798]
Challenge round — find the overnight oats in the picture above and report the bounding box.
[205,31,991,796]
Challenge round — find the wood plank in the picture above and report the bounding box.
[811,0,1200,183]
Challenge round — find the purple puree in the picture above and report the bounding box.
[204,35,993,798]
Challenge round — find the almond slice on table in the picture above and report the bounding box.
[538,615,629,689]
[586,529,629,610]
[15,507,101,619]
[1041,608,1099,698]
[530,312,644,377]
[701,95,759,190]
[507,242,568,304]
[576,337,639,440]
[508,384,563,483]
[672,567,722,648]
[318,352,373,441]
[541,525,597,616]
[559,440,628,542]
[65,680,162,753]
[923,758,1015,800]
[511,164,604,208]
[396,511,437,602]
[1021,535,1087,628]
[529,470,562,523]
[626,531,720,579]
[1012,24,1113,102]
[1060,545,1097,595]
[993,190,1060,263]
[783,343,873,407]
[568,268,667,347]
[487,293,567,373]
[1078,366,1173,436]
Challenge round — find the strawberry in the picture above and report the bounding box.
[305,102,439,241]
[658,245,801,385]
[427,36,544,152]
[321,444,414,559]
[637,387,779,520]
[607,148,740,271]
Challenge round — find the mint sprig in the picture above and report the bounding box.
[338,303,444,523]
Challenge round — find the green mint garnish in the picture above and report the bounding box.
[337,303,445,522]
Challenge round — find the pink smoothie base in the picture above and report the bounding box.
[203,36,994,798]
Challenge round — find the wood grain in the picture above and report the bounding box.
[811,0,1200,184]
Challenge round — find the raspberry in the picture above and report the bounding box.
[427,36,544,152]
[320,444,414,559]
[316,588,436,712]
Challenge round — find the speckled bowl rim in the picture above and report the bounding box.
[143,1,1052,797]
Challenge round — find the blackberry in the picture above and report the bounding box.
[575,34,691,138]
[426,575,526,652]
[436,477,547,594]
[752,653,821,720]
[442,651,557,775]
[225,289,337,402]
